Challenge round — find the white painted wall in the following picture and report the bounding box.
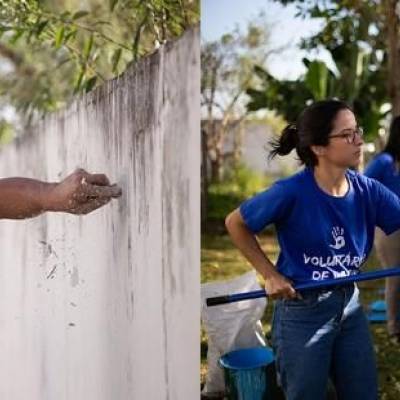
[0,26,199,400]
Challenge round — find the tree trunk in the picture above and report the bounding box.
[201,127,208,229]
[385,0,400,115]
[207,119,227,183]
[233,120,245,168]
[210,148,224,182]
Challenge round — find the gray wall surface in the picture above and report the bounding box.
[0,27,199,400]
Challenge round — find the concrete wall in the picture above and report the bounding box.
[0,27,199,399]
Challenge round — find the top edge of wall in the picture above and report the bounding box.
[2,23,199,152]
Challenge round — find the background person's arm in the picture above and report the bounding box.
[225,208,297,300]
[364,154,386,180]
[0,168,122,219]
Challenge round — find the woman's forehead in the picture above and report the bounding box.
[333,109,357,130]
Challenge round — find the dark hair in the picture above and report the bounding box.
[269,99,353,167]
[383,116,400,162]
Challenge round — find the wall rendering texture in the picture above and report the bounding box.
[0,26,199,400]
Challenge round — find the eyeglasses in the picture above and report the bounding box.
[329,127,364,144]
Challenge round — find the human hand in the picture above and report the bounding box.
[47,168,122,215]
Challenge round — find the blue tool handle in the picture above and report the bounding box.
[206,267,400,307]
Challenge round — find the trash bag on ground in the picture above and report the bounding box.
[201,270,267,397]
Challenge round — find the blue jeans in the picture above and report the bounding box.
[271,283,378,400]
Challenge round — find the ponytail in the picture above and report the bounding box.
[268,122,317,167]
[269,124,299,159]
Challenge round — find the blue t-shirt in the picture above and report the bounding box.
[364,152,400,198]
[239,167,400,284]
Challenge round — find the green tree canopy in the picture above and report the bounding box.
[0,0,199,129]
[247,0,394,141]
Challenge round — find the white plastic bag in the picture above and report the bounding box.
[201,270,267,397]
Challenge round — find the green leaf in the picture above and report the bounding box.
[26,30,34,44]
[64,28,77,43]
[72,11,89,20]
[10,30,24,44]
[221,34,234,45]
[110,0,119,11]
[54,26,65,49]
[0,26,11,39]
[111,48,122,73]
[83,34,94,60]
[84,76,97,92]
[35,20,49,37]
[304,60,329,100]
[74,68,85,94]
[60,11,71,21]
[0,25,13,33]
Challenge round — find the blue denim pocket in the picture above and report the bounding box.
[282,292,320,310]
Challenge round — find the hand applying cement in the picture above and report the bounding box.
[47,168,122,215]
[0,168,122,219]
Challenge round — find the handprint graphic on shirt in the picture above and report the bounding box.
[329,226,346,250]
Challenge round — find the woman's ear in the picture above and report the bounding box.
[310,145,326,157]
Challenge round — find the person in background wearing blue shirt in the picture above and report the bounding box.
[225,100,400,400]
[365,116,400,341]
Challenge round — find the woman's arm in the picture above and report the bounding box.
[0,168,122,219]
[225,208,297,300]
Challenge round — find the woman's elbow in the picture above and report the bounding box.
[225,209,241,233]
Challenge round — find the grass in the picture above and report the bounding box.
[201,233,400,399]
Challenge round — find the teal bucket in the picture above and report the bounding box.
[219,347,276,400]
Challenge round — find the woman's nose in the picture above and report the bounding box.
[354,133,364,146]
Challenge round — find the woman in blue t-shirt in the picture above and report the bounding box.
[225,100,400,400]
[365,116,400,340]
